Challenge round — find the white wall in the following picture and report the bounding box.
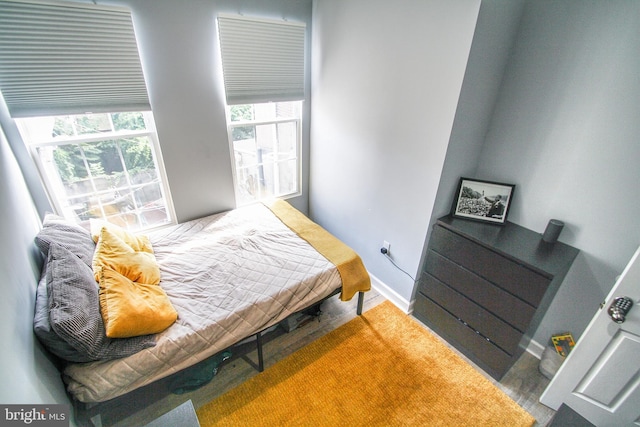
[310,0,480,306]
[475,0,640,346]
[0,0,314,222]
[99,0,313,220]
[0,128,71,410]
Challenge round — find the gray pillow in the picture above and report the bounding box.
[33,260,89,362]
[47,243,156,361]
[35,214,95,268]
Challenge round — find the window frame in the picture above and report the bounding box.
[17,111,176,231]
[226,104,302,206]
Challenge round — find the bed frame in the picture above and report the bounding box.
[71,291,365,427]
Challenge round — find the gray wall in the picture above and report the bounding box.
[430,0,526,225]
[475,0,640,346]
[312,0,640,351]
[0,128,71,410]
[310,0,481,306]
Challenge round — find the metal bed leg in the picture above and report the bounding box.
[256,332,264,372]
[356,291,365,315]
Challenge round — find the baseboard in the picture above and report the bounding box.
[368,272,546,360]
[524,336,545,359]
[368,272,412,314]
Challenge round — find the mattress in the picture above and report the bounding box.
[64,203,343,403]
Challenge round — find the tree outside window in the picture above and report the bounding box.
[18,111,173,231]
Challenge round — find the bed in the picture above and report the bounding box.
[33,199,370,426]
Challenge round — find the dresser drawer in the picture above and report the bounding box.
[423,250,536,332]
[430,225,551,306]
[413,293,513,377]
[419,273,523,355]
[412,217,579,380]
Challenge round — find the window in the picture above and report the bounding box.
[228,101,301,205]
[217,14,306,205]
[0,0,174,232]
[17,112,173,232]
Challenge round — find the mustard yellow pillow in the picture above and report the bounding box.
[98,267,177,338]
[93,226,161,285]
[90,219,153,253]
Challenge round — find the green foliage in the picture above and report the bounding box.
[52,146,77,182]
[121,138,153,172]
[112,112,146,131]
[232,125,255,141]
[230,105,253,121]
[230,105,255,141]
[51,113,154,184]
[52,117,74,137]
[75,114,111,134]
[88,162,105,177]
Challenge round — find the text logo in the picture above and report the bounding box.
[1,405,68,427]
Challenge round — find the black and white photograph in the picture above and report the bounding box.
[451,178,515,225]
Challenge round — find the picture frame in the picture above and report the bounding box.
[451,177,515,225]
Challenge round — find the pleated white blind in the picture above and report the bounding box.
[0,0,150,118]
[218,14,305,105]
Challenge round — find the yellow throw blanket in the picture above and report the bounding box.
[265,199,371,301]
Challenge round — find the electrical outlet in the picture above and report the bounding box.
[382,241,390,255]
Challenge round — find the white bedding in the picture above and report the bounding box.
[64,203,342,403]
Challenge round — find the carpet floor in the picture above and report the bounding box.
[196,300,535,426]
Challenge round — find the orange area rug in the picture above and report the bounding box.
[196,301,535,426]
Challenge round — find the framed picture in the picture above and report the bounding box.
[451,177,515,225]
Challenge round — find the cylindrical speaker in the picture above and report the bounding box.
[542,219,564,243]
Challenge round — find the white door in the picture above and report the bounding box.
[539,246,640,426]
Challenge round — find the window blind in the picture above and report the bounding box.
[0,0,150,118]
[217,14,305,105]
